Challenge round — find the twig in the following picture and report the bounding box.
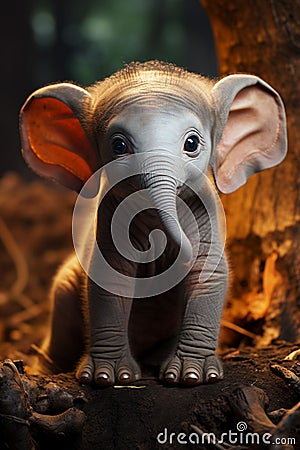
[275,401,300,441]
[221,319,258,340]
[268,408,288,421]
[8,303,49,327]
[30,407,85,436]
[284,349,300,361]
[30,344,62,374]
[0,216,30,299]
[114,385,146,389]
[270,364,300,396]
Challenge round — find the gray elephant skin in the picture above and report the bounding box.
[19,61,287,387]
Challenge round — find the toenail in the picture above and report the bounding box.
[119,372,130,381]
[207,372,218,382]
[165,372,177,382]
[79,372,90,383]
[183,372,199,384]
[97,372,109,381]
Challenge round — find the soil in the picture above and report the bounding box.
[0,174,299,449]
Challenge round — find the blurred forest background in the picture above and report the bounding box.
[1,0,217,176]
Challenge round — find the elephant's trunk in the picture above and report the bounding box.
[142,156,193,266]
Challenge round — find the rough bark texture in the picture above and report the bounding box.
[201,0,300,348]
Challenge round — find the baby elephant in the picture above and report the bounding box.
[20,61,287,387]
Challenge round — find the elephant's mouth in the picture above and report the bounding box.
[176,182,184,195]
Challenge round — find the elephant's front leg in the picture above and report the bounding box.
[162,254,228,386]
[77,276,141,387]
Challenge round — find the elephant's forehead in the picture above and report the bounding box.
[90,75,212,128]
[108,104,201,135]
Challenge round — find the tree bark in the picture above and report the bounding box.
[201,0,300,347]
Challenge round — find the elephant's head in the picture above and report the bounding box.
[20,61,287,264]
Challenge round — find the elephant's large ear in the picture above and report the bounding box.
[211,75,287,194]
[20,83,98,191]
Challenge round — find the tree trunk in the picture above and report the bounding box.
[201,0,300,347]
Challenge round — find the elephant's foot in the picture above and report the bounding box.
[161,351,223,386]
[76,349,141,387]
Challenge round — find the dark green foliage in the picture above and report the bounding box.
[30,0,217,85]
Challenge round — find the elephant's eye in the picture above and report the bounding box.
[112,137,128,156]
[183,134,204,156]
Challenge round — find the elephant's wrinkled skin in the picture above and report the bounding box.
[20,61,287,386]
